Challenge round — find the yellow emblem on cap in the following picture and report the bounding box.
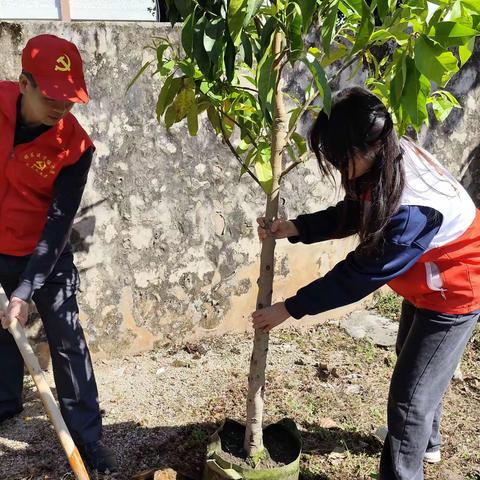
[55,54,71,72]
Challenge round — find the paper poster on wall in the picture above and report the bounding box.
[0,0,60,19]
[70,0,155,21]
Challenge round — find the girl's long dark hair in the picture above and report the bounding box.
[309,86,404,254]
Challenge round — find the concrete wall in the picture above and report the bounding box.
[0,22,478,356]
[420,37,480,207]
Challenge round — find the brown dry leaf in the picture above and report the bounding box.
[317,417,339,429]
[154,468,177,480]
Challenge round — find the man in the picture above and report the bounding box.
[0,34,117,474]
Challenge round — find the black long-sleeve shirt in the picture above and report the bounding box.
[10,98,93,301]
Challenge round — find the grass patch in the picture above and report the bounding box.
[371,292,402,321]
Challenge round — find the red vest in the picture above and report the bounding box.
[389,209,480,314]
[387,139,480,314]
[0,81,94,256]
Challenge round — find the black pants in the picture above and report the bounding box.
[379,300,478,479]
[0,251,102,445]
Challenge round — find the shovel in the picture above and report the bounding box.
[0,296,90,480]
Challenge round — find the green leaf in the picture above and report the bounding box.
[304,54,332,115]
[256,39,276,124]
[343,0,362,16]
[181,13,194,56]
[207,105,222,134]
[322,0,339,55]
[320,43,348,67]
[414,34,459,85]
[402,57,430,129]
[288,106,302,132]
[428,90,461,123]
[165,0,181,24]
[377,0,390,21]
[429,21,479,47]
[461,0,480,14]
[193,15,212,78]
[294,0,317,32]
[351,0,374,55]
[155,44,170,68]
[173,0,192,18]
[228,0,247,46]
[291,132,307,156]
[286,2,304,63]
[240,146,256,177]
[389,50,407,108]
[178,60,196,77]
[174,86,195,121]
[459,36,475,65]
[156,75,173,120]
[225,35,236,82]
[204,18,225,59]
[257,16,276,61]
[187,100,198,135]
[165,104,177,128]
[253,145,273,194]
[244,0,263,26]
[156,76,183,119]
[428,94,457,122]
[126,60,152,92]
[240,31,253,67]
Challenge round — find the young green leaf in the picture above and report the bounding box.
[286,2,304,63]
[181,13,194,56]
[351,0,374,55]
[193,15,213,78]
[414,34,459,85]
[293,0,317,32]
[256,39,276,124]
[402,57,430,129]
[304,54,332,115]
[157,76,183,119]
[428,21,479,48]
[126,60,152,92]
[173,0,192,18]
[240,31,253,67]
[253,145,273,194]
[228,0,247,46]
[322,0,339,55]
[459,36,475,65]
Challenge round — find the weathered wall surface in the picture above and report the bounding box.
[420,37,480,207]
[0,22,478,357]
[0,21,360,356]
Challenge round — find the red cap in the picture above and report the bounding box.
[21,34,89,104]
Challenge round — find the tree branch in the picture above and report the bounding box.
[218,111,263,189]
[219,110,259,149]
[280,151,309,180]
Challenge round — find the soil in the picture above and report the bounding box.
[0,319,479,480]
[216,419,299,469]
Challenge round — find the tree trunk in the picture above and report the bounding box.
[244,30,287,461]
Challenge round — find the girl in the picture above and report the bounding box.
[253,86,480,480]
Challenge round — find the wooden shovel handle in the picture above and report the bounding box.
[3,304,90,480]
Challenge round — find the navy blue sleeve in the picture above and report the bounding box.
[12,148,94,301]
[288,198,360,244]
[284,205,443,319]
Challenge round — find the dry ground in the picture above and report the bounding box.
[0,317,479,480]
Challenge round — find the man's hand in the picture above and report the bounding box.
[252,302,291,333]
[1,297,29,329]
[257,217,299,241]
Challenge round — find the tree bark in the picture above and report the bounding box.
[244,30,287,461]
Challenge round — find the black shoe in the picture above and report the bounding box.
[0,407,23,424]
[78,440,118,474]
